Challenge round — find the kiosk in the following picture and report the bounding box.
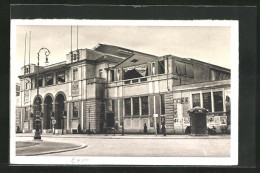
[187,107,208,135]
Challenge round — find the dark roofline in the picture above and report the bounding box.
[96,43,157,57]
[19,63,69,79]
[169,55,230,72]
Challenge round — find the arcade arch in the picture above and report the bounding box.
[44,94,54,129]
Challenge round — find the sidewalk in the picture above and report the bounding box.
[16,133,230,139]
[16,140,86,156]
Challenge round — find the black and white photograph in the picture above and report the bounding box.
[10,20,238,165]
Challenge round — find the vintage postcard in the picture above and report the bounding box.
[10,20,238,165]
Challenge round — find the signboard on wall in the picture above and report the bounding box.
[71,81,79,96]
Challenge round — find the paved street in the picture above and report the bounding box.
[16,134,230,157]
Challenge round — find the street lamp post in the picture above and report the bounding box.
[34,48,50,140]
[88,108,91,135]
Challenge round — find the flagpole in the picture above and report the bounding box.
[24,33,27,73]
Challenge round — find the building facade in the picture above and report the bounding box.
[16,44,231,134]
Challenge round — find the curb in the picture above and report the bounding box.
[21,143,87,156]
[16,135,230,140]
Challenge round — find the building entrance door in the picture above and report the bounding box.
[106,113,115,128]
[44,96,53,129]
[55,94,65,129]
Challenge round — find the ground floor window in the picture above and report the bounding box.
[203,92,212,112]
[192,93,201,107]
[133,97,139,115]
[141,96,148,115]
[124,96,149,116]
[192,90,225,113]
[214,91,223,112]
[124,98,131,116]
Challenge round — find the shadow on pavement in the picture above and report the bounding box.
[16,140,86,156]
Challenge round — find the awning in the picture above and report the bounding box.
[123,64,148,77]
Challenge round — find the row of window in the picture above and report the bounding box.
[120,95,165,116]
[16,85,20,96]
[107,60,166,83]
[25,71,66,89]
[192,91,224,112]
[111,91,225,118]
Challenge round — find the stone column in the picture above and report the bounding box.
[63,101,68,133]
[40,104,44,133]
[63,116,67,134]
[66,102,70,131]
[222,88,226,114]
[211,89,215,112]
[29,106,33,130]
[41,104,45,129]
[53,72,56,84]
[30,117,34,130]
[54,102,59,129]
[81,101,84,129]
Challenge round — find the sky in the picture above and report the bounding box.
[14,24,231,82]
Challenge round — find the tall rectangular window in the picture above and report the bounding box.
[73,102,79,118]
[133,97,139,115]
[117,69,120,81]
[151,62,155,75]
[124,98,131,116]
[192,93,201,107]
[24,107,28,120]
[203,92,212,112]
[213,91,223,112]
[73,68,78,81]
[73,54,77,61]
[99,69,103,78]
[111,100,115,112]
[141,96,148,115]
[25,82,29,90]
[16,85,20,96]
[45,74,53,86]
[36,76,43,87]
[161,94,165,115]
[158,60,165,74]
[56,71,65,84]
[110,70,114,82]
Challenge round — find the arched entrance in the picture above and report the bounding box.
[44,95,53,129]
[33,96,42,129]
[55,94,65,129]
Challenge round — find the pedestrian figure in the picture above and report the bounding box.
[162,122,166,136]
[78,124,82,134]
[144,123,147,133]
[157,123,160,134]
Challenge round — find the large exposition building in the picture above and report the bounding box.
[16,44,231,134]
